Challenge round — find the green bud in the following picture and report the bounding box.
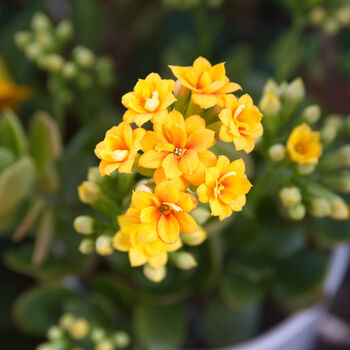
[78,181,101,204]
[287,203,306,221]
[268,144,286,162]
[323,171,350,193]
[31,12,51,32]
[337,6,350,26]
[330,196,349,220]
[42,54,64,73]
[47,326,64,341]
[74,46,95,68]
[112,331,130,348]
[259,92,281,117]
[87,167,102,182]
[301,105,321,125]
[36,343,52,350]
[91,327,107,342]
[96,340,114,350]
[25,42,42,61]
[310,7,326,25]
[74,215,94,234]
[279,186,302,207]
[181,227,207,246]
[69,318,90,340]
[79,238,95,254]
[263,79,280,95]
[95,235,114,256]
[61,62,77,79]
[56,20,73,42]
[319,145,350,171]
[285,78,305,104]
[323,18,339,35]
[297,163,316,175]
[14,31,32,49]
[35,31,55,50]
[143,264,166,283]
[190,207,210,225]
[59,313,75,330]
[307,197,331,218]
[173,252,197,270]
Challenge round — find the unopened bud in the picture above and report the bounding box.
[78,181,101,204]
[96,340,114,350]
[307,197,331,218]
[42,54,64,73]
[190,207,210,225]
[143,264,166,283]
[301,105,321,125]
[181,227,207,246]
[324,18,339,35]
[259,92,281,117]
[31,12,51,32]
[59,313,75,329]
[14,31,32,49]
[279,186,302,207]
[74,216,94,234]
[69,318,89,340]
[91,327,107,342]
[285,78,305,103]
[310,7,326,25]
[263,79,280,95]
[323,171,350,193]
[268,144,286,162]
[319,145,350,171]
[297,163,316,175]
[330,197,349,220]
[287,203,306,221]
[87,167,102,182]
[25,43,42,61]
[36,343,51,350]
[337,6,350,26]
[47,326,64,341]
[95,235,114,256]
[56,20,73,42]
[62,62,77,79]
[112,331,130,348]
[35,31,54,50]
[174,252,197,270]
[74,46,95,68]
[79,238,94,254]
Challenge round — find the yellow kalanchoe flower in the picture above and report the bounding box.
[218,94,263,153]
[95,122,145,175]
[138,110,216,184]
[196,155,252,220]
[113,215,182,269]
[122,73,176,126]
[169,57,241,109]
[125,181,198,244]
[287,123,322,164]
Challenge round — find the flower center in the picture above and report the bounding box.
[144,91,160,112]
[112,149,129,161]
[160,203,171,215]
[174,147,183,158]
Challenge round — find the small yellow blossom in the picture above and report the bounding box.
[287,123,322,164]
[69,318,89,340]
[95,122,145,175]
[169,57,241,109]
[218,94,263,153]
[122,73,176,126]
[113,215,182,268]
[196,156,252,220]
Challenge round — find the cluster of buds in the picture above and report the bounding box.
[14,12,114,93]
[260,78,350,221]
[309,3,350,34]
[37,313,130,350]
[76,57,263,282]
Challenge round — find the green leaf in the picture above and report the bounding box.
[29,112,62,173]
[0,156,36,218]
[13,286,76,336]
[312,218,350,246]
[202,299,261,347]
[0,110,26,157]
[134,304,186,349]
[0,146,16,173]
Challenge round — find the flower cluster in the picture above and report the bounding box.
[88,57,261,281]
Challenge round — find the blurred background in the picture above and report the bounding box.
[1,0,350,349]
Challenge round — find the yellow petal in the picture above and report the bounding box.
[148,253,168,269]
[113,231,130,251]
[154,181,180,204]
[129,247,148,266]
[178,149,199,175]
[132,190,157,209]
[193,57,212,75]
[191,93,218,109]
[138,222,158,242]
[158,214,179,244]
[162,153,182,179]
[140,206,160,223]
[138,150,167,169]
[205,167,220,187]
[174,212,198,233]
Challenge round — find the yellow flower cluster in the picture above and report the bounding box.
[95,57,261,271]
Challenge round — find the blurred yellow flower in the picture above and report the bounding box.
[169,56,241,109]
[218,94,263,153]
[113,215,182,268]
[138,110,215,183]
[196,156,252,220]
[287,123,322,164]
[122,73,176,126]
[125,181,198,244]
[95,122,145,175]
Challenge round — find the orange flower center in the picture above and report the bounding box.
[159,203,171,215]
[174,147,183,158]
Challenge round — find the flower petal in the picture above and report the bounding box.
[138,150,167,169]
[158,214,179,244]
[174,211,198,233]
[138,222,158,242]
[162,153,182,179]
[129,247,148,266]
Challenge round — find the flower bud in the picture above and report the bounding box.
[96,340,114,350]
[310,7,326,25]
[135,184,153,193]
[95,235,114,256]
[74,46,95,68]
[91,327,107,342]
[324,18,339,35]
[36,343,51,350]
[279,186,302,207]
[307,197,331,218]
[287,203,306,221]
[78,181,101,204]
[42,54,64,73]
[259,92,281,117]
[69,318,89,340]
[330,197,349,220]
[190,207,210,225]
[25,43,42,61]
[263,79,280,95]
[301,105,321,125]
[79,238,95,254]
[59,313,75,329]
[87,167,102,182]
[56,20,73,42]
[174,252,197,270]
[143,264,166,283]
[47,326,64,341]
[31,12,51,32]
[14,31,32,49]
[297,163,315,175]
[285,78,305,104]
[323,171,350,193]
[74,215,95,234]
[319,145,350,171]
[35,31,54,50]
[181,227,207,246]
[62,62,77,79]
[337,6,350,26]
[268,144,286,162]
[112,331,130,348]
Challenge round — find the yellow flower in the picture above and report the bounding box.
[138,110,216,184]
[113,215,182,268]
[122,73,176,126]
[169,56,241,109]
[218,94,263,153]
[125,181,198,244]
[287,123,322,164]
[196,156,252,220]
[94,122,145,175]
